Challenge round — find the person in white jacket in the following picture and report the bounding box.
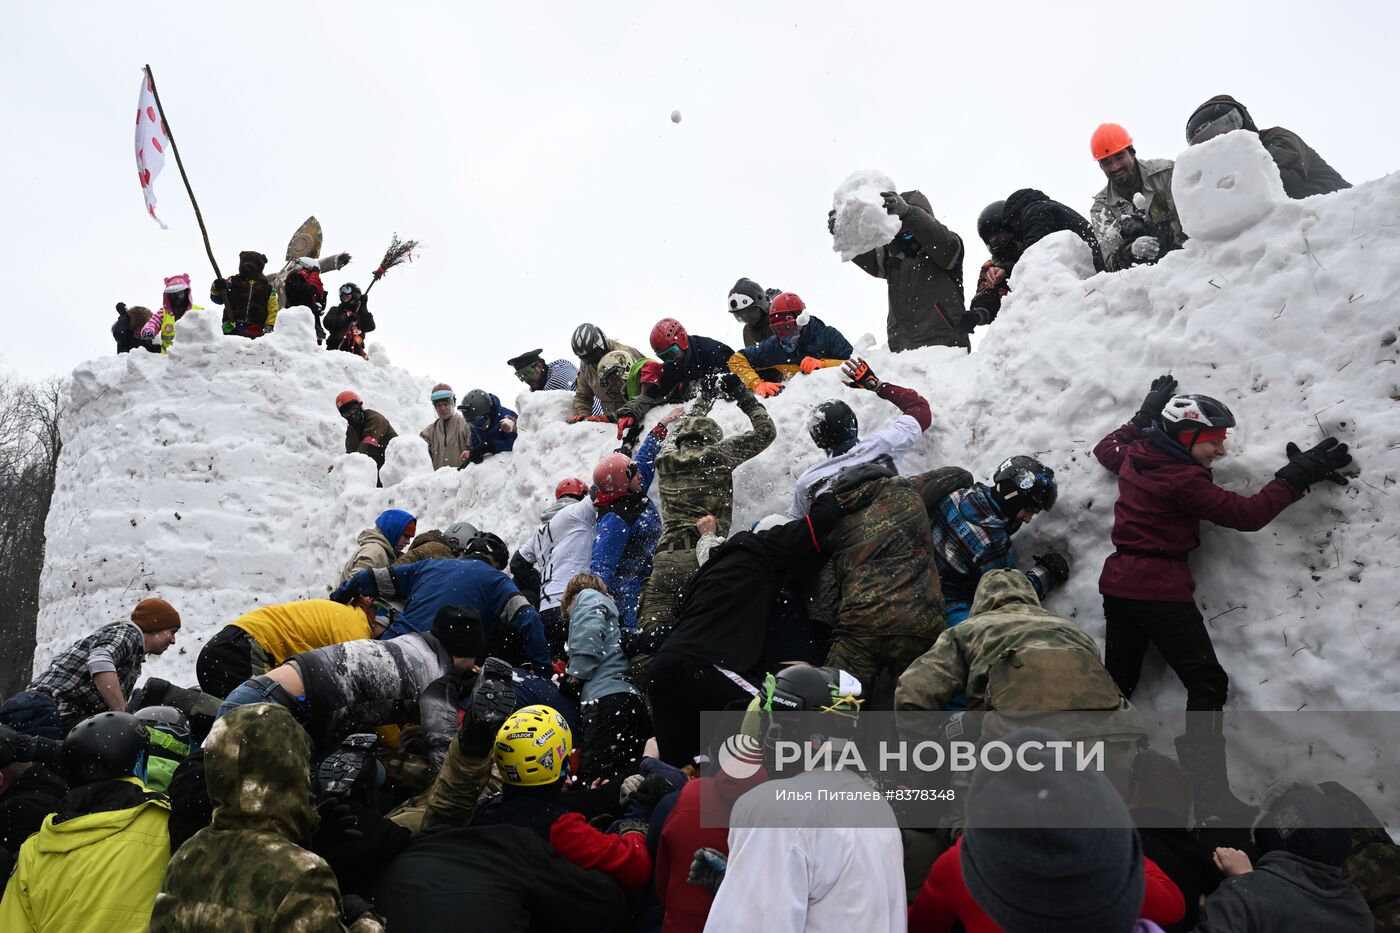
[703,666,906,933]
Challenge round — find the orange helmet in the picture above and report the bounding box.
[335,390,362,410]
[1090,123,1133,161]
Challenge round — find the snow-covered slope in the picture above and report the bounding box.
[38,133,1400,720]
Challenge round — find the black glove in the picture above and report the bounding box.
[719,372,745,401]
[1130,374,1179,428]
[951,307,983,334]
[115,301,128,314]
[827,209,837,236]
[621,773,673,813]
[341,894,378,925]
[467,444,488,465]
[1033,552,1071,585]
[328,580,358,604]
[460,658,518,756]
[312,795,363,850]
[210,278,227,296]
[1275,438,1352,492]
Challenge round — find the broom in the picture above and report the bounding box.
[362,233,421,297]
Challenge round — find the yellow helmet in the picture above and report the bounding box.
[493,705,573,786]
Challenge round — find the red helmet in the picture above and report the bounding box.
[554,477,588,500]
[650,318,690,359]
[335,390,362,410]
[1090,123,1133,161]
[768,292,809,337]
[593,453,635,496]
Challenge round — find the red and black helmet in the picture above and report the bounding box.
[768,292,809,338]
[650,318,690,362]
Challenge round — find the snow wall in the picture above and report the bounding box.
[37,133,1400,727]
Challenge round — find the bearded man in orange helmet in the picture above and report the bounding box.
[1088,122,1185,272]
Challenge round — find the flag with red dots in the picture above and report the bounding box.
[134,69,168,230]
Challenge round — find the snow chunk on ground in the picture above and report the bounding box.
[831,169,901,261]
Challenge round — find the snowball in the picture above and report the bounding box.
[831,170,902,261]
[1172,130,1284,243]
[670,109,682,124]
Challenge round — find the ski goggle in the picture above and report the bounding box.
[728,293,756,313]
[514,364,540,381]
[770,313,801,338]
[1187,108,1245,145]
[658,343,683,363]
[339,285,359,298]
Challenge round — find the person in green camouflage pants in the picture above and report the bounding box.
[820,460,946,692]
[895,568,1147,791]
[633,378,775,677]
[149,703,384,932]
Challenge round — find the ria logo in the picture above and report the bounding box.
[717,733,764,779]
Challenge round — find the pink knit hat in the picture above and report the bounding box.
[162,273,191,294]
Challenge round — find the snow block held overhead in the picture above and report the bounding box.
[831,169,902,261]
[37,136,1400,784]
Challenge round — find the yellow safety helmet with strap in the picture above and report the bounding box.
[493,704,573,786]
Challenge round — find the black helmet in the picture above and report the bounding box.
[977,200,1009,244]
[339,282,362,302]
[765,666,859,716]
[1186,102,1246,145]
[463,531,509,569]
[992,455,1058,514]
[62,711,149,786]
[807,400,859,452]
[571,323,609,359]
[458,389,494,428]
[443,520,480,555]
[134,705,191,743]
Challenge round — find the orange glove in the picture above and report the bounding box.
[566,415,586,424]
[799,357,825,375]
[585,415,612,423]
[616,416,636,439]
[754,382,784,398]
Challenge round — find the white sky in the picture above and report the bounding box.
[3,1,1393,405]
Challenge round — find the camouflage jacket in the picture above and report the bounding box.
[825,463,945,639]
[150,704,384,932]
[655,391,776,547]
[1319,781,1400,932]
[393,530,455,566]
[895,569,1123,714]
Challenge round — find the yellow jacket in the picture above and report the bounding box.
[0,778,170,932]
[229,598,373,665]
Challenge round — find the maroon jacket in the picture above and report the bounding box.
[1094,423,1301,602]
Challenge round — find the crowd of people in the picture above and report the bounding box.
[23,100,1387,931]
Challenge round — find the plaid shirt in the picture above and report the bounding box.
[929,483,1052,605]
[29,622,145,720]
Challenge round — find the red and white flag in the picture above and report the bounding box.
[134,69,169,229]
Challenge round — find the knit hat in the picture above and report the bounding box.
[429,383,456,403]
[961,727,1145,933]
[1253,785,1351,867]
[374,509,417,547]
[727,277,769,314]
[431,606,485,659]
[162,273,191,293]
[131,598,181,633]
[506,349,545,369]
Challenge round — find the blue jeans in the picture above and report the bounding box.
[0,690,63,740]
[216,677,307,721]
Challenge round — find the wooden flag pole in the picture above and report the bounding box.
[143,64,221,280]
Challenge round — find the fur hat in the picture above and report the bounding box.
[131,598,181,633]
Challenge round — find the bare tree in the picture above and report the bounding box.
[0,376,65,697]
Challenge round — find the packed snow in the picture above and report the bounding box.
[36,131,1400,742]
[831,169,903,261]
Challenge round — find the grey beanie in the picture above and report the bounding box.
[961,727,1145,933]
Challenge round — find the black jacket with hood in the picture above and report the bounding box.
[1003,188,1105,272]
